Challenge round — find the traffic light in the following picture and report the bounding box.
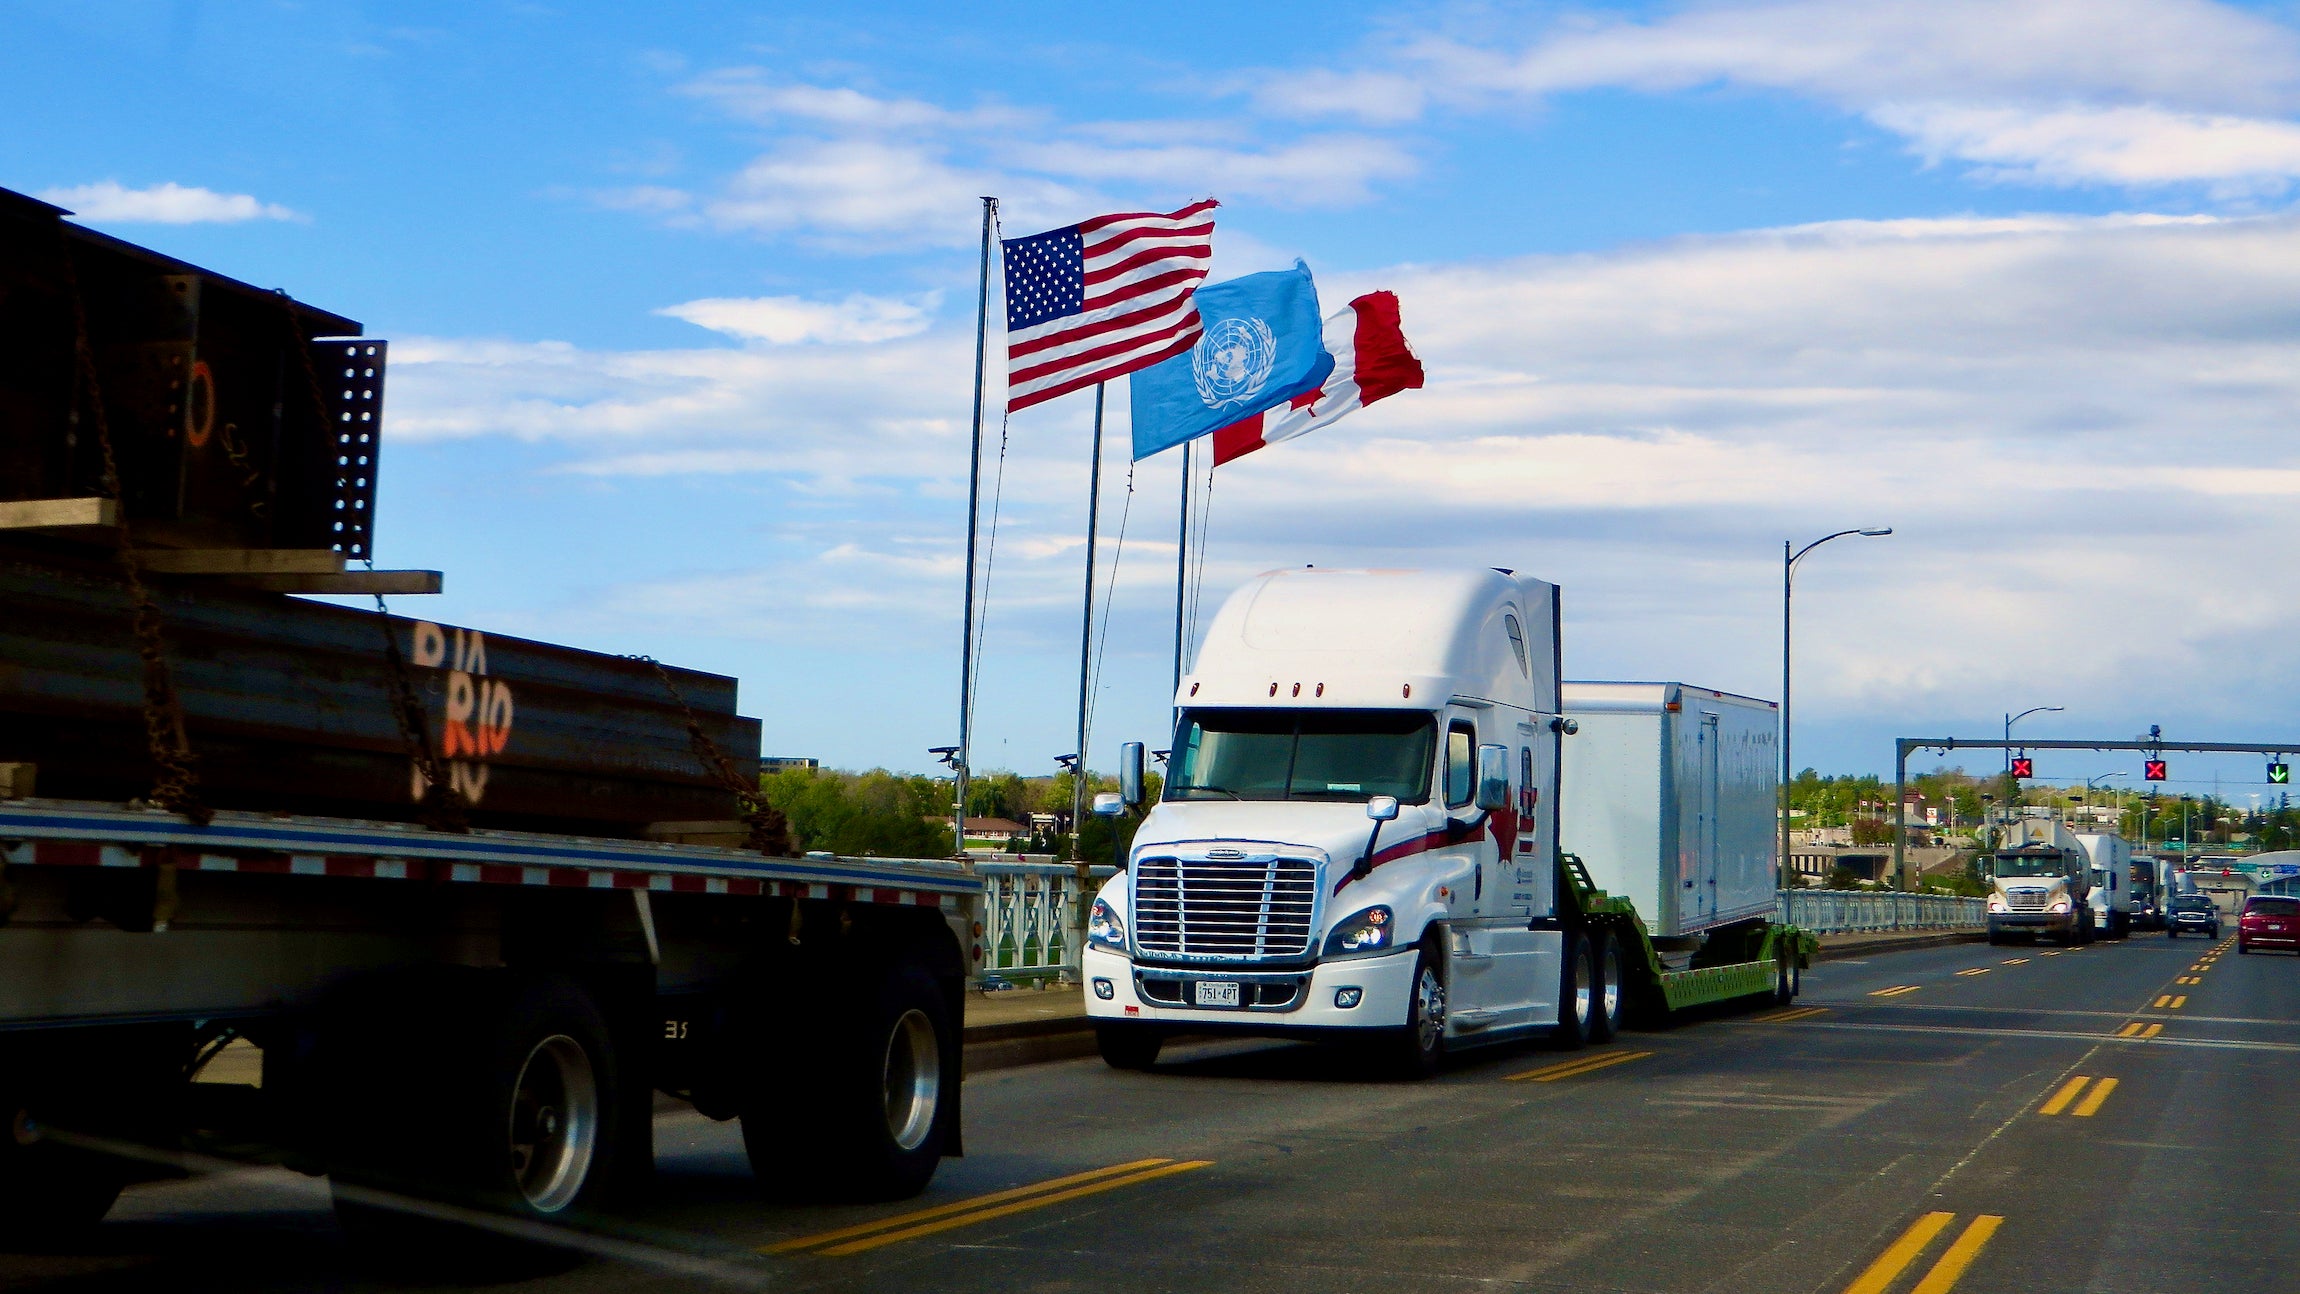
[2271,762,2291,785]
[2011,756,2034,779]
[2144,759,2168,781]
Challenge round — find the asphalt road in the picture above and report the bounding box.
[9,930,2297,1293]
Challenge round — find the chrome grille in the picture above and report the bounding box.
[2004,890,2046,910]
[1131,855,1319,961]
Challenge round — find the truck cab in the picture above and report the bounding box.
[1081,568,1571,1074]
[1986,817,2096,944]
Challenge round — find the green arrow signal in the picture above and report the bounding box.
[2271,762,2291,784]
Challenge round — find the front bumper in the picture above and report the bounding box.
[1989,911,2075,932]
[1081,945,1421,1032]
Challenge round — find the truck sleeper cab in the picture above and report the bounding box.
[1083,568,1589,1075]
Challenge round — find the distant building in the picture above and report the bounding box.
[761,756,820,775]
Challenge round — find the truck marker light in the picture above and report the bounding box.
[1292,683,1301,697]
[1402,684,1411,698]
[1315,683,1324,697]
[1093,978,1115,999]
[1334,987,1363,1008]
[1189,682,1199,696]
[1269,683,1278,696]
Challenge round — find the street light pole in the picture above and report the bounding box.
[2003,705,2064,775]
[1780,526,1893,889]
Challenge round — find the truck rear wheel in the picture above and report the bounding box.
[326,971,625,1261]
[744,962,952,1201]
[1588,932,1624,1043]
[1095,1024,1163,1070]
[1550,932,1593,1050]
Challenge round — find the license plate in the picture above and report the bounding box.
[1193,980,1242,1008]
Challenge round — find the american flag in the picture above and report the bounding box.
[1002,199,1217,412]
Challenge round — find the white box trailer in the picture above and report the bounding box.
[2077,832,2133,938]
[1559,683,1780,938]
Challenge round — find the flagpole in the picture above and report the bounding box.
[1172,438,1191,736]
[1071,384,1105,860]
[957,195,996,857]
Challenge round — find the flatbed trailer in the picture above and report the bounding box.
[1560,854,1817,1015]
[0,796,982,1249]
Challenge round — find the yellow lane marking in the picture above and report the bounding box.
[1908,1215,2005,1294]
[1955,968,1990,977]
[816,1160,1214,1256]
[763,1158,1178,1254]
[2072,1077,2119,1117]
[2176,976,2200,985]
[2037,950,2062,957]
[1753,1006,1829,1023]
[1870,985,1922,997]
[1505,1049,1653,1082]
[2038,1076,2092,1116]
[2115,1022,2142,1037]
[2002,958,2029,965]
[1840,1211,1955,1294]
[2139,1023,2163,1038]
[2154,995,2187,1009]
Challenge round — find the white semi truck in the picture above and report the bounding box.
[2078,832,2133,939]
[1081,568,1811,1075]
[1985,816,2096,944]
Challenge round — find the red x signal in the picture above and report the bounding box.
[2011,757,2034,779]
[2144,759,2168,781]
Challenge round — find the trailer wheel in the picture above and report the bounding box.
[1587,932,1625,1043]
[0,1112,124,1246]
[326,971,624,1261]
[1094,1024,1163,1070]
[745,962,951,1201]
[1550,932,1593,1050]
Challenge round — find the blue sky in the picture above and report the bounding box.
[14,0,2300,796]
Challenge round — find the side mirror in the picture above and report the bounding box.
[1365,795,1399,822]
[1550,716,1578,735]
[1475,743,1511,811]
[1092,791,1125,817]
[1118,741,1145,807]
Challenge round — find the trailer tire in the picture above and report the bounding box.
[326,971,624,1265]
[1588,932,1625,1043]
[1095,1024,1163,1071]
[0,1116,124,1246]
[744,962,951,1202]
[1550,932,1593,1050]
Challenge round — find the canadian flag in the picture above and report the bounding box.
[1209,290,1424,466]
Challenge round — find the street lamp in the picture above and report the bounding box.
[1780,526,1893,888]
[2086,771,2126,833]
[2004,705,2063,775]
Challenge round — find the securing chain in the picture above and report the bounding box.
[276,298,471,833]
[631,656,789,856]
[57,232,212,826]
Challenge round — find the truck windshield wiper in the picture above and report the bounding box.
[1172,784,1240,799]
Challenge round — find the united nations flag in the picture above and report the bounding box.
[1130,261,1334,461]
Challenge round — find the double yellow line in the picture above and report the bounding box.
[764,1157,1212,1257]
[2153,994,2187,1009]
[1841,1212,2003,1294]
[1505,1049,1653,1082]
[2115,1021,2164,1039]
[2038,1075,2118,1117]
[1753,1005,1828,1024]
[1869,984,1920,998]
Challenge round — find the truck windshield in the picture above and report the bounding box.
[1166,709,1435,803]
[1994,851,2074,878]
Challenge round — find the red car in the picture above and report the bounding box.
[2238,896,2300,954]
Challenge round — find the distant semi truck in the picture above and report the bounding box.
[2077,832,2132,939]
[1985,816,2096,944]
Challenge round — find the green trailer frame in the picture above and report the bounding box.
[1560,854,1818,1015]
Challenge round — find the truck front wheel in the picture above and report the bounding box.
[1094,1024,1163,1070]
[744,962,952,1201]
[1382,947,1447,1079]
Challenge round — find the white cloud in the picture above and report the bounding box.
[658,292,941,345]
[38,180,304,224]
[1265,0,2300,193]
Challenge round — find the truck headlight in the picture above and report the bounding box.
[1987,895,2007,912]
[1088,898,1127,950]
[2048,897,2072,913]
[1323,906,1393,958]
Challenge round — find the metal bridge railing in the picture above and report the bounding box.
[1778,889,1986,934]
[972,860,1118,985]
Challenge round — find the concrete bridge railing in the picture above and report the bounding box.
[1779,888,1986,935]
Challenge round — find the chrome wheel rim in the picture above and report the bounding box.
[1572,950,1592,1026]
[508,1034,598,1214]
[1411,966,1447,1051]
[882,1009,941,1152]
[1599,944,1620,1023]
